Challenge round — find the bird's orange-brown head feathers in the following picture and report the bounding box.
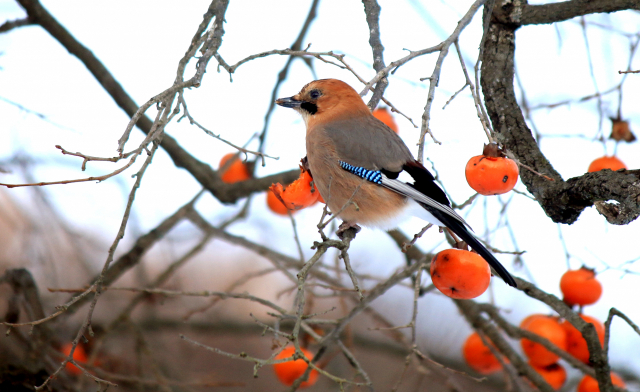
[276,79,370,126]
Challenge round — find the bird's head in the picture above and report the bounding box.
[276,79,370,126]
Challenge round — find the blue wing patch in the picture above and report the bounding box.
[339,161,382,184]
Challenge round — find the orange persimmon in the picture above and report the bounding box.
[561,314,605,364]
[465,143,519,195]
[520,314,549,330]
[520,315,567,367]
[268,168,319,215]
[560,267,602,306]
[372,107,399,133]
[588,156,627,173]
[267,190,290,215]
[530,362,567,390]
[430,249,491,299]
[218,153,251,183]
[578,372,626,392]
[462,332,503,374]
[60,343,88,375]
[273,347,319,388]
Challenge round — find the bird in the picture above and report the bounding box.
[276,79,517,287]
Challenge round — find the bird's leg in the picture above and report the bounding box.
[337,221,361,239]
[444,227,469,251]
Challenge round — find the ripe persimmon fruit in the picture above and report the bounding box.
[266,191,290,215]
[588,156,627,173]
[273,347,319,388]
[430,249,491,299]
[60,343,88,375]
[561,314,605,364]
[218,153,251,183]
[462,332,502,374]
[577,372,625,392]
[372,107,399,133]
[560,267,602,306]
[520,315,567,367]
[465,143,519,195]
[530,362,566,390]
[520,314,549,330]
[268,168,319,215]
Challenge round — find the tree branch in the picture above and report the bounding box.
[0,17,33,33]
[520,0,640,26]
[361,0,388,110]
[480,3,640,225]
[14,0,296,203]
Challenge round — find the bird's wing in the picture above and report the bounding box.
[322,115,414,172]
[379,174,471,229]
[323,115,469,227]
[325,115,516,287]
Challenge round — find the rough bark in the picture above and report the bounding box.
[481,1,640,225]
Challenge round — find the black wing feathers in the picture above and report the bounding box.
[403,161,450,207]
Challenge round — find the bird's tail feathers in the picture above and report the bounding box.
[428,207,517,287]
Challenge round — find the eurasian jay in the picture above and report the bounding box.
[276,79,516,287]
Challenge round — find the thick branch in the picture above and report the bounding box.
[480,4,640,225]
[520,0,640,25]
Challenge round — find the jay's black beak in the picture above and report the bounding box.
[276,96,303,108]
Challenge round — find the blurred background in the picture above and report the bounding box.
[1,0,639,391]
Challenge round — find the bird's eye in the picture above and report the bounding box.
[309,89,321,100]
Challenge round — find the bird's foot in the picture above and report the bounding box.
[337,222,361,240]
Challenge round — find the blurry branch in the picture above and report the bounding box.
[453,40,494,143]
[106,227,215,328]
[481,2,640,225]
[361,0,388,110]
[0,149,141,188]
[177,96,276,166]
[182,268,279,320]
[89,366,244,389]
[456,300,556,392]
[603,308,640,357]
[254,0,319,157]
[181,334,369,387]
[1,269,51,365]
[386,228,628,391]
[527,84,621,111]
[513,277,627,392]
[478,303,594,376]
[63,191,202,314]
[177,211,443,387]
[217,48,418,128]
[417,0,489,161]
[38,137,166,390]
[529,32,639,138]
[0,17,33,33]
